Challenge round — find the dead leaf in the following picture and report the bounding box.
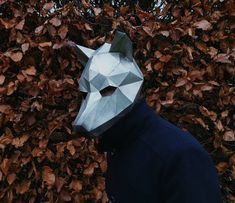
[0,18,16,29]
[67,141,76,156]
[0,75,5,85]
[35,25,44,35]
[159,30,169,37]
[83,164,95,176]
[42,166,56,187]
[58,25,68,39]
[21,43,29,53]
[193,20,212,30]
[39,41,52,47]
[49,17,61,27]
[93,7,102,16]
[24,66,37,76]
[43,2,55,10]
[16,180,31,194]
[0,105,11,113]
[15,19,25,30]
[223,131,235,141]
[53,177,64,194]
[214,53,231,64]
[12,134,29,148]
[4,51,23,62]
[216,162,228,174]
[175,78,188,87]
[70,179,82,192]
[7,173,16,185]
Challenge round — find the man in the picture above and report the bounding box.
[72,31,222,202]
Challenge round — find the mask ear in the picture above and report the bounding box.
[109,31,133,60]
[75,44,95,66]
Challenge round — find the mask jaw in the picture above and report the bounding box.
[75,45,95,66]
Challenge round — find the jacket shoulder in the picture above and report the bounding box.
[138,112,209,163]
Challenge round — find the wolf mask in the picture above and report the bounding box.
[72,31,144,137]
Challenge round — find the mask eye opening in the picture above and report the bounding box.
[80,91,88,99]
[100,86,116,97]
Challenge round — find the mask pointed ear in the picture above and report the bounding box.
[109,31,133,60]
[74,44,95,66]
[66,41,95,66]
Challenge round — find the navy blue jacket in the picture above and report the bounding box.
[98,99,222,203]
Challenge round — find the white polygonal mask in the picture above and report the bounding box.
[72,31,144,137]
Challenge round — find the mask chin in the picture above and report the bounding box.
[88,101,138,138]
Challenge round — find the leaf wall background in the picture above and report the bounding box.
[0,0,234,202]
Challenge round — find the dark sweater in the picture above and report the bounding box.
[97,99,222,203]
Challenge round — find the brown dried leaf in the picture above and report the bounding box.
[70,180,83,192]
[39,41,52,47]
[214,54,231,64]
[175,78,188,87]
[15,19,25,30]
[223,131,235,141]
[55,176,65,193]
[0,18,16,29]
[24,66,37,76]
[199,106,217,121]
[43,2,55,10]
[83,164,95,176]
[4,51,23,62]
[159,30,169,37]
[35,25,44,35]
[16,180,31,194]
[0,104,11,113]
[7,173,16,185]
[21,43,29,53]
[12,134,29,148]
[216,162,228,175]
[42,166,56,187]
[49,17,61,27]
[93,7,102,16]
[67,141,76,156]
[0,75,5,85]
[58,25,68,39]
[193,20,212,30]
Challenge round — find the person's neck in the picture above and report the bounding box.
[97,98,153,153]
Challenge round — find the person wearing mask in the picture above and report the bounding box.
[72,31,222,203]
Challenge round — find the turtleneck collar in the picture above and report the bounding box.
[96,98,153,153]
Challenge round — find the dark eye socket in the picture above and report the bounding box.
[100,86,116,97]
[80,91,88,99]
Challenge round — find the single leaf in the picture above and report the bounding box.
[193,20,212,30]
[70,180,82,192]
[15,19,25,30]
[4,51,23,62]
[0,75,5,85]
[24,66,37,76]
[49,17,61,27]
[42,166,56,187]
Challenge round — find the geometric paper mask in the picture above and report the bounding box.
[72,31,144,137]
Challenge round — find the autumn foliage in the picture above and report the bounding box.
[0,0,234,202]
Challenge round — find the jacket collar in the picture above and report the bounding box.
[97,98,153,153]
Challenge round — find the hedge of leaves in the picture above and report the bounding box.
[0,0,234,202]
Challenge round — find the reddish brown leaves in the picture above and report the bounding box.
[70,179,83,192]
[4,51,23,62]
[0,0,234,202]
[42,166,56,188]
[16,180,31,194]
[49,17,61,27]
[193,20,212,31]
[12,134,29,148]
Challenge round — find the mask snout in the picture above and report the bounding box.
[72,91,102,135]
